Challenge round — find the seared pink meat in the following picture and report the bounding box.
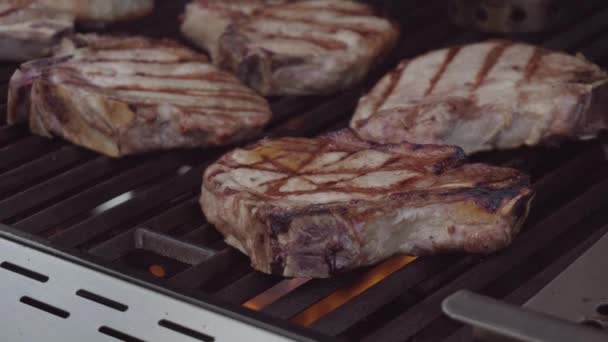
[351,40,608,154]
[8,34,271,157]
[201,129,533,278]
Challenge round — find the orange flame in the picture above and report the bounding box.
[291,255,416,326]
[243,278,311,311]
[149,264,167,278]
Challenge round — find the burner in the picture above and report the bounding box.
[448,0,571,33]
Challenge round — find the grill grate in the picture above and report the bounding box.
[2,1,608,341]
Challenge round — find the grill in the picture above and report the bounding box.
[2,1,608,341]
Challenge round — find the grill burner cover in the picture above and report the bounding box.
[449,0,571,33]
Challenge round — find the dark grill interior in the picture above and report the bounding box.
[2,1,608,341]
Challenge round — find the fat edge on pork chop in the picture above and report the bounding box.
[201,129,534,278]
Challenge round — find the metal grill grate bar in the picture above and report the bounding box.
[13,154,199,233]
[0,156,137,222]
[216,273,283,305]
[0,136,58,173]
[0,146,92,199]
[0,125,26,146]
[49,163,209,248]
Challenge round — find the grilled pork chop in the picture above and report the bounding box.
[8,34,271,157]
[181,0,292,63]
[201,129,533,278]
[36,0,154,22]
[218,0,400,95]
[0,0,73,61]
[351,40,608,154]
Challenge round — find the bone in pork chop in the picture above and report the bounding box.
[0,0,73,61]
[218,0,400,95]
[36,0,154,22]
[351,40,608,154]
[181,0,294,64]
[8,34,271,157]
[201,129,533,278]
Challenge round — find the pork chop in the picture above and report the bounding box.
[0,0,73,61]
[218,0,400,95]
[201,129,533,278]
[351,40,608,154]
[181,0,293,63]
[8,34,271,157]
[36,0,154,22]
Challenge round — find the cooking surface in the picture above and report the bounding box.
[2,0,608,341]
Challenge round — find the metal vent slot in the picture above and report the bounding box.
[20,296,70,319]
[1,261,48,282]
[76,289,128,312]
[98,326,145,342]
[158,319,215,342]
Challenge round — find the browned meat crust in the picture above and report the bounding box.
[8,34,272,157]
[351,40,608,154]
[218,0,400,95]
[201,129,533,278]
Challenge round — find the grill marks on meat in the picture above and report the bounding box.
[8,34,271,157]
[351,40,608,154]
[181,0,293,63]
[472,41,512,90]
[218,0,400,95]
[201,129,533,278]
[0,0,73,61]
[425,46,462,96]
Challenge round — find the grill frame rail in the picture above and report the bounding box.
[2,0,608,341]
[442,290,608,342]
[0,224,326,342]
